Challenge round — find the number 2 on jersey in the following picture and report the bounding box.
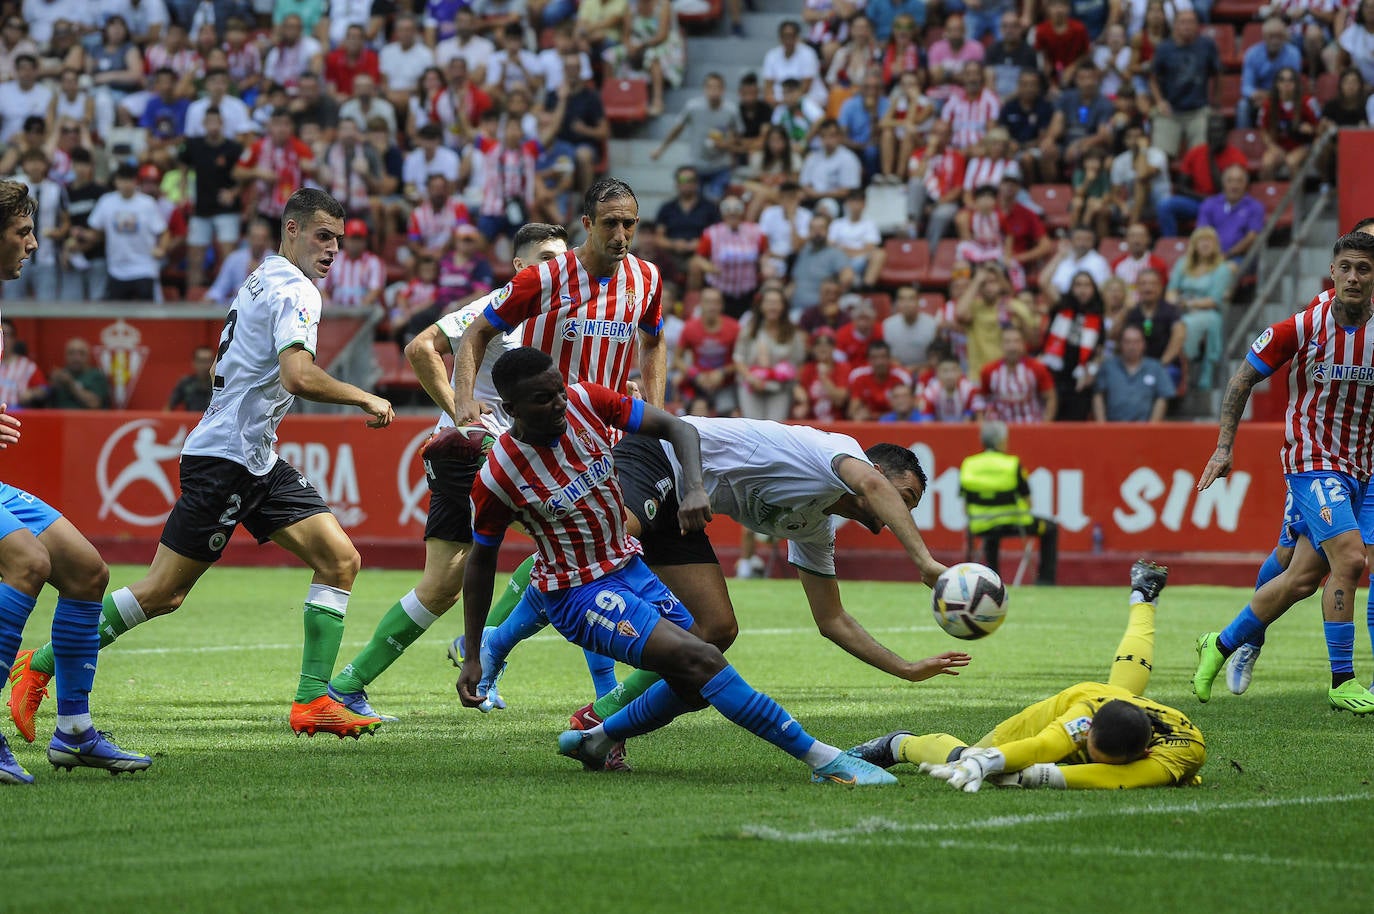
[215,309,239,372]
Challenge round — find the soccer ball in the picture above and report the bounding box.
[421,425,497,463]
[932,563,1008,640]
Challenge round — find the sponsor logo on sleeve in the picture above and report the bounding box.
[1063,715,1093,742]
[492,283,512,306]
[1251,327,1273,354]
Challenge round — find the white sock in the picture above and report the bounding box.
[889,733,908,759]
[111,587,147,630]
[57,712,94,735]
[1130,590,1152,606]
[400,589,440,629]
[305,583,350,616]
[802,741,842,769]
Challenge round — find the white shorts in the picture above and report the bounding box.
[188,214,242,247]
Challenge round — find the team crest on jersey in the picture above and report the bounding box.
[616,619,638,637]
[624,288,637,310]
[644,498,657,520]
[1321,506,1334,525]
[576,429,596,452]
[1251,328,1273,354]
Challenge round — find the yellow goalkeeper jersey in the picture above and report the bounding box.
[979,682,1206,790]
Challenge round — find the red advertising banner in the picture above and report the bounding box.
[4,412,1285,577]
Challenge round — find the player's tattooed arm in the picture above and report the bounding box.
[1198,360,1264,492]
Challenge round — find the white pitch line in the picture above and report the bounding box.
[877,836,1361,871]
[740,792,1373,844]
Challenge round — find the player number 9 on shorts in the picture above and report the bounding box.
[932,563,1008,640]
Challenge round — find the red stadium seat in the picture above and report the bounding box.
[1316,71,1340,103]
[1251,181,1292,231]
[1217,74,1242,120]
[917,293,944,315]
[1153,236,1189,273]
[1212,0,1263,24]
[1228,127,1266,174]
[862,292,892,320]
[917,238,960,289]
[373,342,420,390]
[1028,183,1073,231]
[1098,236,1128,261]
[1240,21,1263,51]
[602,78,648,125]
[676,0,721,29]
[1202,25,1241,70]
[878,238,930,287]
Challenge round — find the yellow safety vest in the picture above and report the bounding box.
[960,450,1033,534]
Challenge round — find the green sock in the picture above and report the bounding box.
[295,586,349,704]
[330,591,437,694]
[30,593,131,677]
[485,554,536,627]
[592,668,662,719]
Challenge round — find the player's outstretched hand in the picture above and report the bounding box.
[453,397,493,427]
[1196,447,1232,492]
[677,488,712,534]
[924,748,1005,793]
[0,404,21,448]
[457,656,486,708]
[904,650,972,682]
[920,560,948,589]
[361,394,395,428]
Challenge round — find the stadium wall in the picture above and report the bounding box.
[14,411,1285,585]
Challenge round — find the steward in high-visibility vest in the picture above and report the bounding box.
[959,421,1058,584]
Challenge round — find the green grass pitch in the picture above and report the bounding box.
[6,565,1374,914]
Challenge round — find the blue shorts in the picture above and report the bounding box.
[1283,472,1372,550]
[1276,488,1305,550]
[525,556,694,668]
[0,482,62,542]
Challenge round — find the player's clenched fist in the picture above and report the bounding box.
[677,486,712,534]
[361,394,394,428]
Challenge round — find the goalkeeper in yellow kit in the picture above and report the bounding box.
[848,559,1206,791]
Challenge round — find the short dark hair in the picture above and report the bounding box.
[0,180,36,231]
[502,21,524,39]
[283,187,346,231]
[204,106,222,118]
[154,66,177,80]
[1090,700,1152,760]
[582,178,637,221]
[205,67,229,80]
[417,123,442,141]
[973,183,998,199]
[70,146,93,164]
[492,346,555,401]
[817,118,840,132]
[1332,231,1374,258]
[1349,216,1374,234]
[865,443,928,494]
[513,223,569,259]
[13,53,36,69]
[866,338,891,355]
[740,72,758,87]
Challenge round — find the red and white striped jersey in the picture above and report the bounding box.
[145,45,203,81]
[940,87,1001,151]
[478,138,539,218]
[696,221,767,297]
[918,375,980,421]
[1247,293,1374,478]
[962,156,1019,193]
[484,250,663,396]
[1111,252,1169,289]
[238,136,314,218]
[408,196,472,252]
[980,357,1054,424]
[324,249,385,306]
[471,382,644,591]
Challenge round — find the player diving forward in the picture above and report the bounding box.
[848,560,1206,791]
[475,416,963,735]
[9,188,397,740]
[1192,230,1374,713]
[459,347,896,785]
[0,180,149,782]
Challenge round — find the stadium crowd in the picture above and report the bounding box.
[0,0,1362,421]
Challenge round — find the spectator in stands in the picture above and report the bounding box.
[762,19,827,109]
[758,180,811,279]
[0,18,39,83]
[1148,9,1219,158]
[828,190,885,289]
[552,53,607,192]
[957,261,1037,377]
[1047,63,1116,182]
[427,223,494,328]
[482,23,541,105]
[62,147,108,300]
[222,18,262,95]
[1322,67,1369,127]
[1040,223,1112,294]
[980,324,1056,423]
[185,68,256,142]
[604,0,684,119]
[575,0,626,57]
[180,107,242,290]
[1109,124,1171,226]
[476,118,540,245]
[424,58,490,147]
[1035,0,1092,87]
[12,147,65,302]
[799,118,864,206]
[320,116,384,231]
[998,173,1054,275]
[206,217,272,304]
[879,69,935,179]
[838,71,888,178]
[692,195,767,319]
[1069,148,1113,236]
[263,14,324,94]
[1000,70,1057,183]
[955,184,1026,288]
[288,71,339,140]
[1093,323,1174,420]
[963,130,1021,206]
[48,69,94,145]
[848,338,913,420]
[390,255,440,339]
[380,15,435,113]
[435,8,495,84]
[735,285,806,421]
[834,295,881,365]
[733,73,774,161]
[803,0,857,69]
[867,0,929,41]
[884,285,938,370]
[655,165,720,287]
[1338,0,1374,86]
[986,15,1039,100]
[87,162,169,301]
[402,122,461,202]
[651,72,741,204]
[1121,267,1184,388]
[677,286,740,416]
[942,60,1000,154]
[0,319,46,408]
[1257,66,1321,180]
[879,381,924,421]
[792,327,851,421]
[917,349,979,420]
[771,78,825,155]
[325,23,380,98]
[826,14,883,88]
[1094,22,1133,97]
[324,217,385,308]
[789,214,855,314]
[907,118,965,251]
[798,278,850,332]
[1197,164,1265,266]
[1167,224,1230,390]
[928,14,986,106]
[166,345,214,413]
[48,337,111,409]
[338,73,398,139]
[1100,274,1129,342]
[271,0,326,38]
[1111,221,1168,292]
[881,14,926,91]
[1155,115,1247,238]
[407,173,470,260]
[235,108,316,221]
[1239,17,1303,127]
[1040,269,1105,421]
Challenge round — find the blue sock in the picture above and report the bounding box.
[602,680,693,741]
[1254,549,1284,591]
[1367,577,1374,666]
[1324,620,1355,680]
[1218,606,1266,656]
[0,583,37,680]
[483,597,548,663]
[583,649,619,699]
[698,665,816,761]
[52,597,101,731]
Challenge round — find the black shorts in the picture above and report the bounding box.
[613,435,718,567]
[422,452,482,542]
[160,455,331,562]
